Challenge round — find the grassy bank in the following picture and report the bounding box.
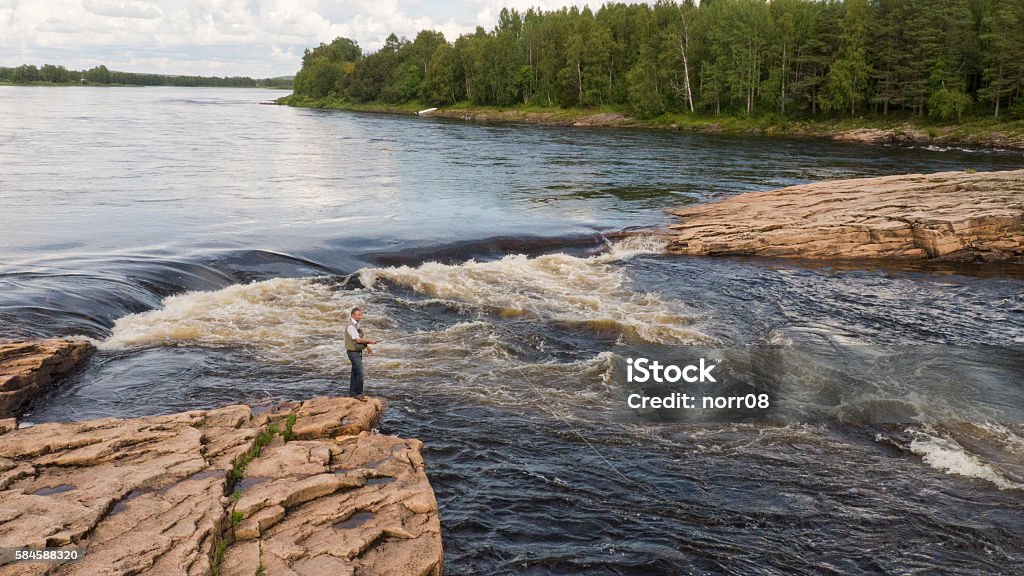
[278,94,1024,151]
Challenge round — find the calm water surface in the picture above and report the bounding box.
[1,86,1023,575]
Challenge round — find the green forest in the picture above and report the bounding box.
[284,0,1024,122]
[0,64,292,88]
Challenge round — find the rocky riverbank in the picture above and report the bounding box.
[827,126,1024,149]
[425,107,632,128]
[661,169,1024,263]
[0,341,443,576]
[277,96,1024,151]
[431,109,1024,150]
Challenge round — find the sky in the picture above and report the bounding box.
[0,0,597,78]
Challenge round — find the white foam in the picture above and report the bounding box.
[908,429,1022,491]
[98,277,371,370]
[91,239,705,416]
[359,237,707,344]
[599,235,669,260]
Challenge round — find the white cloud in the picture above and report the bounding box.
[469,0,599,28]
[0,0,597,77]
[82,0,162,20]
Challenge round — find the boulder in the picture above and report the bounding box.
[0,340,94,418]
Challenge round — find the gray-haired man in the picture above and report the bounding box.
[344,307,379,398]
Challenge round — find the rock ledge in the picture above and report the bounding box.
[663,169,1024,262]
[0,340,94,419]
[0,395,443,576]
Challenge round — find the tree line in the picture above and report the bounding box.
[0,64,292,88]
[289,0,1024,120]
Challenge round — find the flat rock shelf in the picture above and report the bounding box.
[0,392,443,576]
[662,169,1024,263]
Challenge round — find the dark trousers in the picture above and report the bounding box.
[347,350,364,397]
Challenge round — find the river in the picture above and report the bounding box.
[1,86,1023,574]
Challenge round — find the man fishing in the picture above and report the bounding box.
[344,307,379,399]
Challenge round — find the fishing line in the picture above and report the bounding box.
[509,361,700,512]
[368,323,691,510]
[511,362,635,486]
[480,319,692,509]
[364,322,652,490]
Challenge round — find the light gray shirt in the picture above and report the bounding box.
[346,318,360,341]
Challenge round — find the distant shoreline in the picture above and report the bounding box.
[0,81,290,89]
[1,64,292,90]
[277,94,1024,151]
